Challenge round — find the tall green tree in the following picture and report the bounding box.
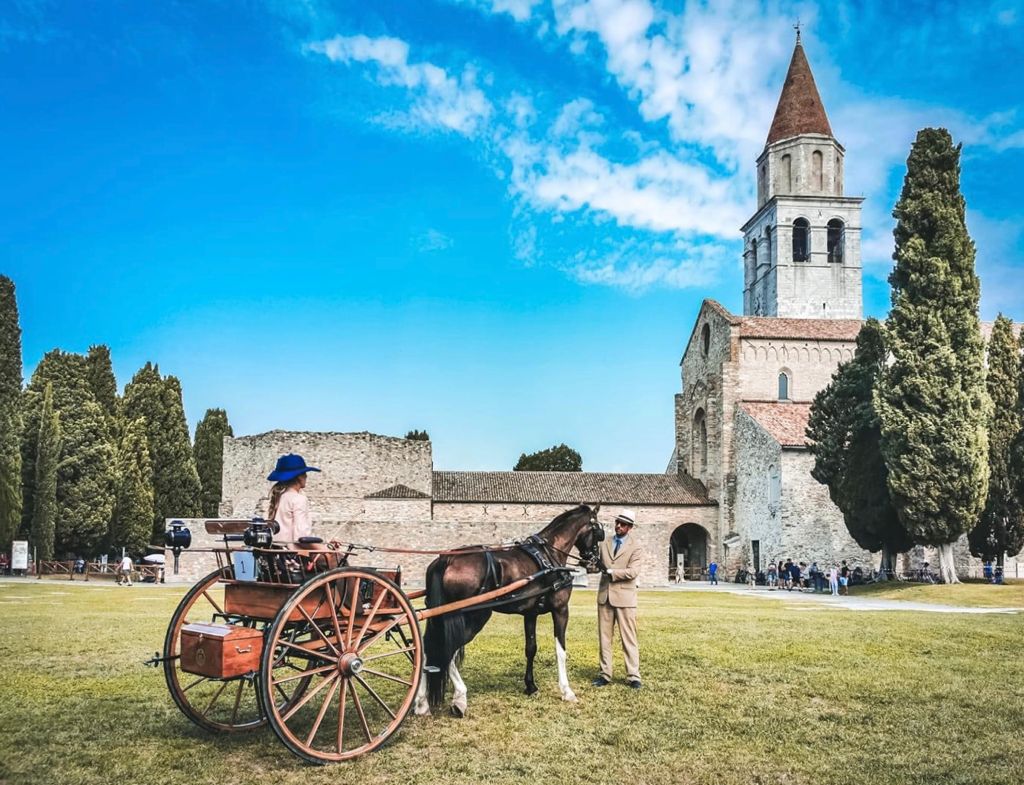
[875,128,990,584]
[808,319,912,574]
[0,275,22,547]
[111,418,155,555]
[968,316,1022,563]
[123,363,201,540]
[86,344,119,433]
[1012,328,1024,541]
[194,408,233,517]
[514,444,582,472]
[21,351,116,555]
[30,383,61,560]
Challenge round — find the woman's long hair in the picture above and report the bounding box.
[267,480,295,522]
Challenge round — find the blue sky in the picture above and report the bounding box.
[3,0,1023,472]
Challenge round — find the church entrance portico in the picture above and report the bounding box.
[669,523,710,581]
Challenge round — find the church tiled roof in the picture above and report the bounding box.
[740,402,813,448]
[366,484,431,499]
[432,471,711,506]
[739,317,862,341]
[765,40,833,146]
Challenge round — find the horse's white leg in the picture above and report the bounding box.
[449,659,468,717]
[413,670,431,715]
[555,639,577,702]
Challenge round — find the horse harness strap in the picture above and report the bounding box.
[518,535,556,572]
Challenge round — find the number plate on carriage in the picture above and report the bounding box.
[180,622,263,679]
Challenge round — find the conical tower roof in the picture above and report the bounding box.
[765,37,833,146]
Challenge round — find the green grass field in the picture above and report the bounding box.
[1,581,1022,785]
[848,579,1024,608]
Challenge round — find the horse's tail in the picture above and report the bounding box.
[424,557,466,710]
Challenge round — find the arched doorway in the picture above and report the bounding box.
[669,523,710,581]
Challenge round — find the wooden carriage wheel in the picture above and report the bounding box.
[260,567,423,764]
[163,568,310,733]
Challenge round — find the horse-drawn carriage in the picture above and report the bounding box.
[152,507,604,764]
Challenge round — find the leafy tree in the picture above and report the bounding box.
[1012,328,1024,543]
[972,316,1024,562]
[0,275,22,547]
[404,429,430,441]
[30,383,61,560]
[514,443,582,472]
[875,128,990,584]
[123,363,201,540]
[22,350,116,555]
[85,345,118,421]
[808,319,911,574]
[111,418,155,556]
[194,408,233,517]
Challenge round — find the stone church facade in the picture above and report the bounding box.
[169,37,1016,585]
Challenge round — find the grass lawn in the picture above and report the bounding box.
[1,581,1022,785]
[848,579,1024,608]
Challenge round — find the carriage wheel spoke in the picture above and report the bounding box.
[274,683,291,704]
[345,577,360,649]
[274,663,336,684]
[361,646,416,663]
[202,681,230,718]
[325,582,346,655]
[230,680,244,726]
[353,583,388,651]
[182,676,208,693]
[277,638,337,663]
[281,671,339,722]
[349,678,373,743]
[297,605,340,658]
[336,677,348,754]
[360,667,412,687]
[305,676,340,747]
[201,590,224,616]
[356,618,400,654]
[354,674,397,719]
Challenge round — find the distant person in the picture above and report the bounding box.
[839,561,850,595]
[983,561,993,583]
[118,554,134,587]
[266,454,321,544]
[828,564,839,596]
[0,552,8,576]
[708,560,719,586]
[788,560,801,592]
[766,563,778,589]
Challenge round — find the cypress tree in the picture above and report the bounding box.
[0,275,22,548]
[194,408,233,517]
[875,128,990,583]
[22,351,116,555]
[808,319,911,574]
[123,363,201,540]
[31,382,61,560]
[86,344,119,426]
[111,418,155,555]
[968,316,1022,563]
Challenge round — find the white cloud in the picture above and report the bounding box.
[416,228,455,252]
[565,238,731,293]
[306,34,493,136]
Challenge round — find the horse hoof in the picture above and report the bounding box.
[524,685,538,696]
[562,692,578,703]
[450,705,465,718]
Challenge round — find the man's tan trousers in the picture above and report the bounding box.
[597,602,640,681]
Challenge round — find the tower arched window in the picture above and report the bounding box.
[812,150,823,190]
[827,219,845,264]
[692,408,708,479]
[778,371,790,401]
[764,226,772,267]
[700,324,710,357]
[780,154,792,193]
[792,218,810,262]
[750,238,758,268]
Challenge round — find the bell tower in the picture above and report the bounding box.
[741,32,863,319]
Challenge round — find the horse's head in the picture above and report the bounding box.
[573,503,605,573]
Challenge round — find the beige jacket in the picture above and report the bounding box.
[597,535,642,608]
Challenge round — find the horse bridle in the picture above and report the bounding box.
[576,515,606,572]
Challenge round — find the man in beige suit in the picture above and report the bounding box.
[593,509,643,689]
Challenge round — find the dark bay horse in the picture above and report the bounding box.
[413,504,604,716]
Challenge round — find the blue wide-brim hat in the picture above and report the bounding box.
[267,453,321,483]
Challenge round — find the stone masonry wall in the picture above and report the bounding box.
[737,338,855,402]
[220,431,433,522]
[733,410,784,574]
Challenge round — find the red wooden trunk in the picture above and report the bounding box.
[180,622,263,679]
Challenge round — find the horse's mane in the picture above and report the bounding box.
[537,504,590,538]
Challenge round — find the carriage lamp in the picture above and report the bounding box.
[243,518,277,549]
[165,520,192,576]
